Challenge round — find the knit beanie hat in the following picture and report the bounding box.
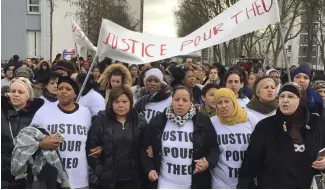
[58,76,79,95]
[15,67,34,81]
[10,77,34,100]
[313,80,325,91]
[279,82,307,108]
[292,63,312,80]
[53,61,72,74]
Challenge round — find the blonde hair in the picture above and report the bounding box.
[10,77,34,100]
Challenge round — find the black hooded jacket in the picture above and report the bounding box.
[86,109,147,188]
[1,96,44,188]
[237,108,325,189]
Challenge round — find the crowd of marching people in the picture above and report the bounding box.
[1,53,325,189]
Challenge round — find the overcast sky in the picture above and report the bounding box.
[128,0,179,37]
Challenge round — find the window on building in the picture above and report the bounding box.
[287,45,292,52]
[27,0,40,13]
[27,31,41,57]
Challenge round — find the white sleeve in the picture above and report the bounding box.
[248,112,259,130]
[31,108,44,126]
[89,93,105,116]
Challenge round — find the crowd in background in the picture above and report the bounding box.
[1,53,325,189]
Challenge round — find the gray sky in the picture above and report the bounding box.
[128,0,179,37]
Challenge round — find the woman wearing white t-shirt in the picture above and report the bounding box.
[39,71,59,105]
[224,70,250,109]
[134,68,172,123]
[211,88,258,189]
[246,76,278,121]
[141,85,219,189]
[32,77,92,189]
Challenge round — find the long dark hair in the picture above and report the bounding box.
[76,73,101,96]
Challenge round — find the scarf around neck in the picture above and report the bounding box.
[166,104,196,128]
[246,97,278,114]
[42,88,57,102]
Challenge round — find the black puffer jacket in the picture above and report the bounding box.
[237,109,325,189]
[1,96,44,188]
[86,109,147,188]
[141,110,219,189]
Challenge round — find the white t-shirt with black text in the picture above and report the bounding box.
[210,112,258,189]
[158,120,194,189]
[31,103,92,189]
[139,97,172,123]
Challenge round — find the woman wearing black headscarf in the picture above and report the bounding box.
[238,82,325,189]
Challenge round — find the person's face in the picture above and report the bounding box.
[293,73,310,90]
[145,76,161,93]
[258,69,264,76]
[42,64,48,70]
[248,74,256,88]
[216,97,235,118]
[279,91,300,115]
[1,70,5,78]
[184,58,193,69]
[83,64,90,70]
[9,83,29,107]
[56,70,68,77]
[172,89,191,116]
[6,66,15,79]
[80,60,84,65]
[316,88,325,103]
[25,59,32,66]
[45,78,58,95]
[183,71,196,88]
[57,82,76,105]
[110,75,122,88]
[269,71,280,86]
[201,88,218,109]
[209,69,219,81]
[88,56,93,62]
[226,74,241,95]
[257,80,276,102]
[112,94,130,117]
[130,67,139,77]
[92,68,100,79]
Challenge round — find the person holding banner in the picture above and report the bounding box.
[31,77,92,189]
[98,63,132,104]
[141,85,218,189]
[86,86,147,189]
[210,88,258,189]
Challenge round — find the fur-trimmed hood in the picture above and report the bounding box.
[98,63,132,90]
[37,60,52,70]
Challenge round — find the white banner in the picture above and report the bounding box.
[71,19,97,52]
[97,0,280,64]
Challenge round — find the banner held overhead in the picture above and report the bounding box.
[71,19,97,52]
[96,0,280,64]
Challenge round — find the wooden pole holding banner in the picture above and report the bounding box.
[76,55,97,102]
[277,22,291,82]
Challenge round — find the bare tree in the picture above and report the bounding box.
[65,0,139,46]
[316,0,325,68]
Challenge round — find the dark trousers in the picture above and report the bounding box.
[115,180,137,189]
